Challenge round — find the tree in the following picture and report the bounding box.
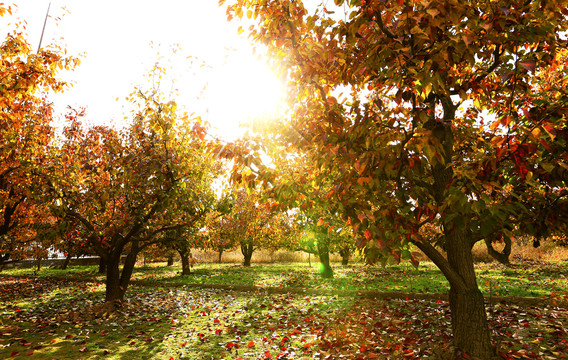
[0,5,79,265]
[205,211,238,263]
[226,188,292,266]
[222,1,568,358]
[45,90,220,303]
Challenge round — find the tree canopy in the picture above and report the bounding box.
[222,0,568,357]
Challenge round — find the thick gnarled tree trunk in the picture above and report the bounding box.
[446,229,494,358]
[427,100,495,359]
[104,242,140,304]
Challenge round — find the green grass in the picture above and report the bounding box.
[1,273,567,359]
[3,260,568,298]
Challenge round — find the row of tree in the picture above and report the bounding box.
[4,2,568,358]
[0,6,355,305]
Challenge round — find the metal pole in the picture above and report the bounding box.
[37,2,51,53]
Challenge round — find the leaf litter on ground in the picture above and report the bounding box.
[1,273,567,359]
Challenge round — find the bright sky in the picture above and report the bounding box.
[3,0,287,141]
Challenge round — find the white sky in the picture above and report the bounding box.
[2,0,287,141]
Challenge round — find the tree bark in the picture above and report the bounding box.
[167,255,174,266]
[484,236,511,265]
[427,98,495,359]
[218,248,224,263]
[119,245,138,297]
[104,242,139,304]
[104,253,122,303]
[317,243,333,278]
[446,226,495,358]
[241,241,254,267]
[98,256,107,274]
[339,247,350,266]
[178,247,191,275]
[61,253,72,270]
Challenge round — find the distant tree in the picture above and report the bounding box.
[223,188,293,266]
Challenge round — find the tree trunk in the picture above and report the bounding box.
[427,99,495,359]
[241,241,254,267]
[105,254,123,303]
[446,228,495,359]
[119,246,138,297]
[339,247,350,266]
[218,248,224,263]
[485,236,511,265]
[104,244,139,304]
[98,256,107,274]
[167,255,174,266]
[177,247,191,275]
[317,243,333,278]
[61,253,72,270]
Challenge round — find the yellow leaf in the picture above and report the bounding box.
[427,8,440,17]
[246,9,252,19]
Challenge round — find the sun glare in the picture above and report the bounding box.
[204,51,286,142]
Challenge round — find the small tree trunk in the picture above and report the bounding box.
[119,247,138,295]
[241,241,254,267]
[35,257,42,272]
[167,255,174,266]
[98,256,107,274]
[61,253,72,270]
[177,247,191,275]
[340,247,350,266]
[484,236,511,265]
[308,253,311,267]
[317,243,333,278]
[218,248,224,263]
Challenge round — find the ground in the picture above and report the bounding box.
[0,262,567,359]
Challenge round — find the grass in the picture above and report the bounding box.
[3,260,568,299]
[1,271,567,359]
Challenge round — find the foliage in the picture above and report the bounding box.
[43,89,220,301]
[224,188,296,266]
[222,0,568,357]
[0,5,79,263]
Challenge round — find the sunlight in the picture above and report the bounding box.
[204,50,286,141]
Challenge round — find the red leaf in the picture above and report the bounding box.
[10,351,19,357]
[520,61,536,73]
[247,341,255,348]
